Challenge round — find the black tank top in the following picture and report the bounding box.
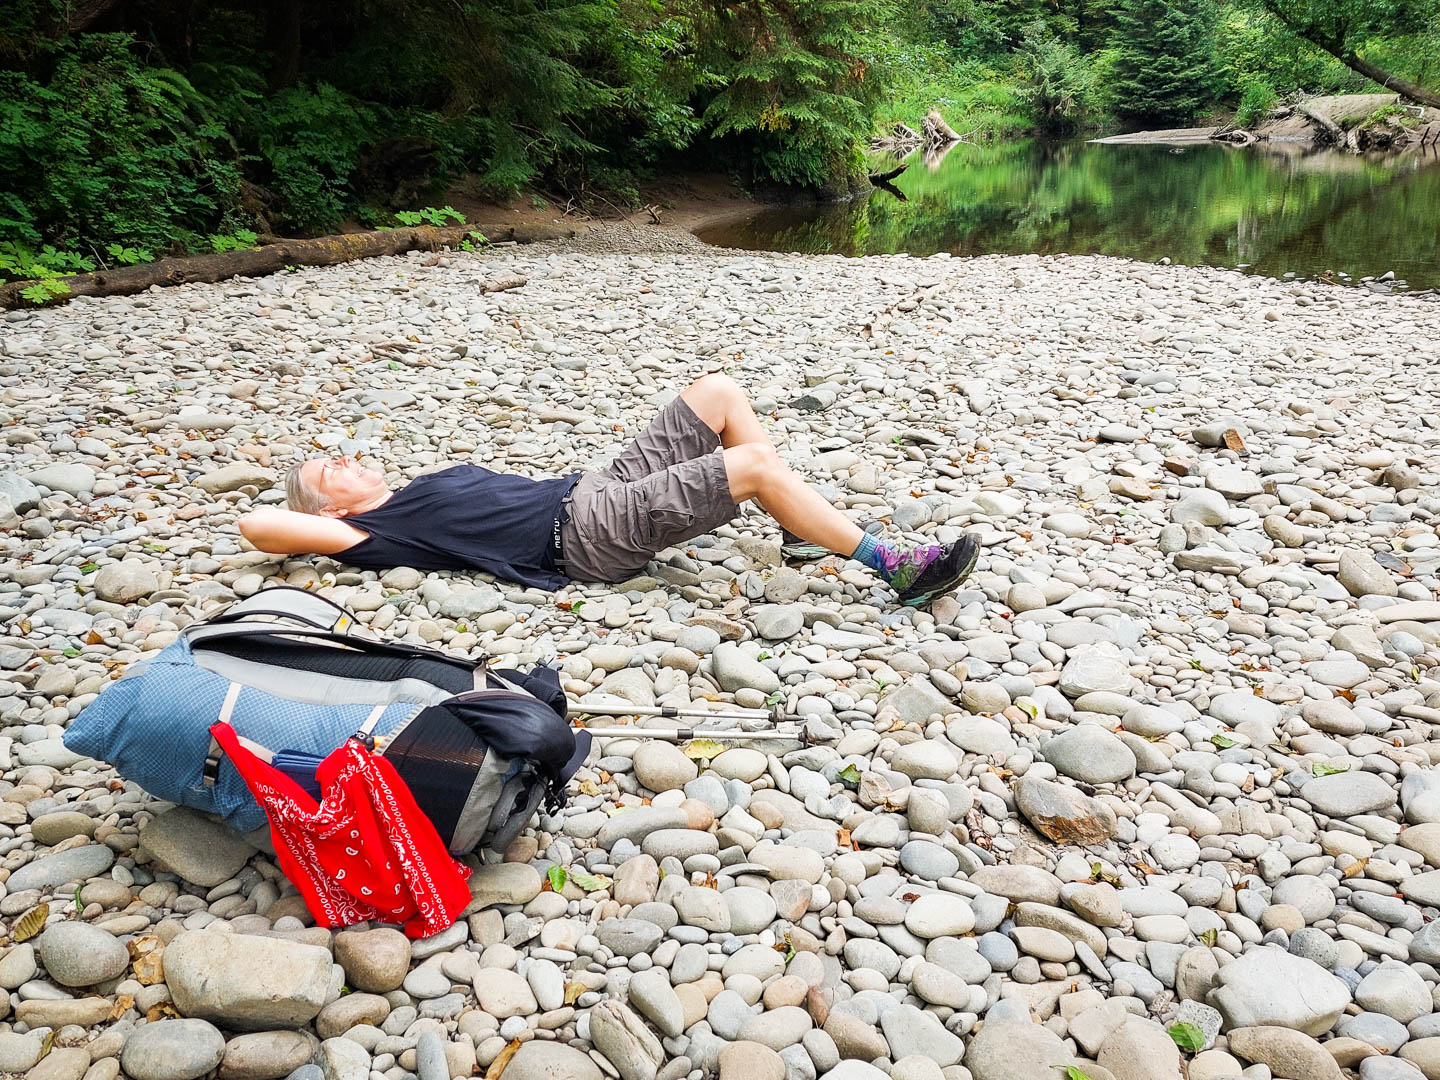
[341,465,579,590]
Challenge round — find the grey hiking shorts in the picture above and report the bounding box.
[559,396,739,583]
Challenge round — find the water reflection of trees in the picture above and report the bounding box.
[704,140,1440,287]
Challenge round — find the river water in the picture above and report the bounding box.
[698,139,1440,291]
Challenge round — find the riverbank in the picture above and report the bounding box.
[438,173,774,244]
[1094,93,1440,153]
[2,246,1440,1080]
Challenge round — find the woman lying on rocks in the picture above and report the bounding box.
[238,373,978,608]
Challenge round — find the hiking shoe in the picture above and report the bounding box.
[781,519,883,561]
[893,534,980,608]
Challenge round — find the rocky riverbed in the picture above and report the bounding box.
[1,233,1439,1080]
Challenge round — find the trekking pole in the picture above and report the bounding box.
[573,700,807,726]
[579,725,840,746]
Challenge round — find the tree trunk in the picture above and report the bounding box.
[1341,51,1440,110]
[0,222,576,310]
[1261,5,1440,110]
[266,0,303,90]
[67,0,126,31]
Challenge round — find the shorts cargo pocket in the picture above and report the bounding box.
[643,505,696,550]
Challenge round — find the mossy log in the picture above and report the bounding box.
[0,221,576,310]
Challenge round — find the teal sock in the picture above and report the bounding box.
[852,532,891,576]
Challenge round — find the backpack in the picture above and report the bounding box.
[64,587,590,854]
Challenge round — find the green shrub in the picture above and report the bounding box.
[249,84,379,233]
[1236,80,1277,127]
[0,241,94,304]
[691,0,891,190]
[1017,21,1100,133]
[0,34,242,252]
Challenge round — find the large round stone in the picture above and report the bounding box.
[37,922,129,987]
[121,1019,226,1080]
[1040,725,1136,784]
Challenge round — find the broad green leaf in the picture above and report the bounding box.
[1210,734,1238,749]
[838,763,862,786]
[684,738,726,760]
[1200,928,1218,947]
[1168,1022,1204,1053]
[546,865,567,892]
[1058,1067,1094,1080]
[1313,762,1350,777]
[570,870,612,892]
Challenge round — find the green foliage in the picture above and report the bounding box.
[105,243,154,266]
[0,34,242,252]
[871,43,1034,141]
[691,0,894,189]
[394,207,466,227]
[1168,1022,1205,1053]
[1366,103,1419,126]
[208,229,258,253]
[0,240,94,304]
[1017,21,1101,132]
[1236,79,1278,126]
[250,83,379,233]
[1109,0,1221,125]
[2,0,1435,258]
[1215,5,1356,98]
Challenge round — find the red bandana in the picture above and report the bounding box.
[211,723,472,938]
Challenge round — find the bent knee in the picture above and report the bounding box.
[722,442,781,500]
[691,371,742,403]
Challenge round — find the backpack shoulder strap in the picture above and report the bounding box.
[205,587,358,634]
[183,623,481,674]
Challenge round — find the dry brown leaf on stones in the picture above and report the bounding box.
[484,1039,522,1080]
[13,904,49,942]
[128,935,165,985]
[110,996,134,1021]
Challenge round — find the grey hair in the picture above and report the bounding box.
[285,459,329,515]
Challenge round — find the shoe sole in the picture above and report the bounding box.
[900,539,980,608]
[782,521,883,562]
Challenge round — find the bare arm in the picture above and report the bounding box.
[238,507,368,555]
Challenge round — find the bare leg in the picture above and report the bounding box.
[681,373,864,555]
[723,444,864,556]
[680,373,772,450]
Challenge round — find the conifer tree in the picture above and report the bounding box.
[1108,0,1219,126]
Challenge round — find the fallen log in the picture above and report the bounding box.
[1298,102,1345,145]
[0,221,576,309]
[1212,128,1258,145]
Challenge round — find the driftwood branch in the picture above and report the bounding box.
[1298,102,1345,145]
[868,163,908,185]
[924,109,963,144]
[1,222,573,310]
[870,110,970,154]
